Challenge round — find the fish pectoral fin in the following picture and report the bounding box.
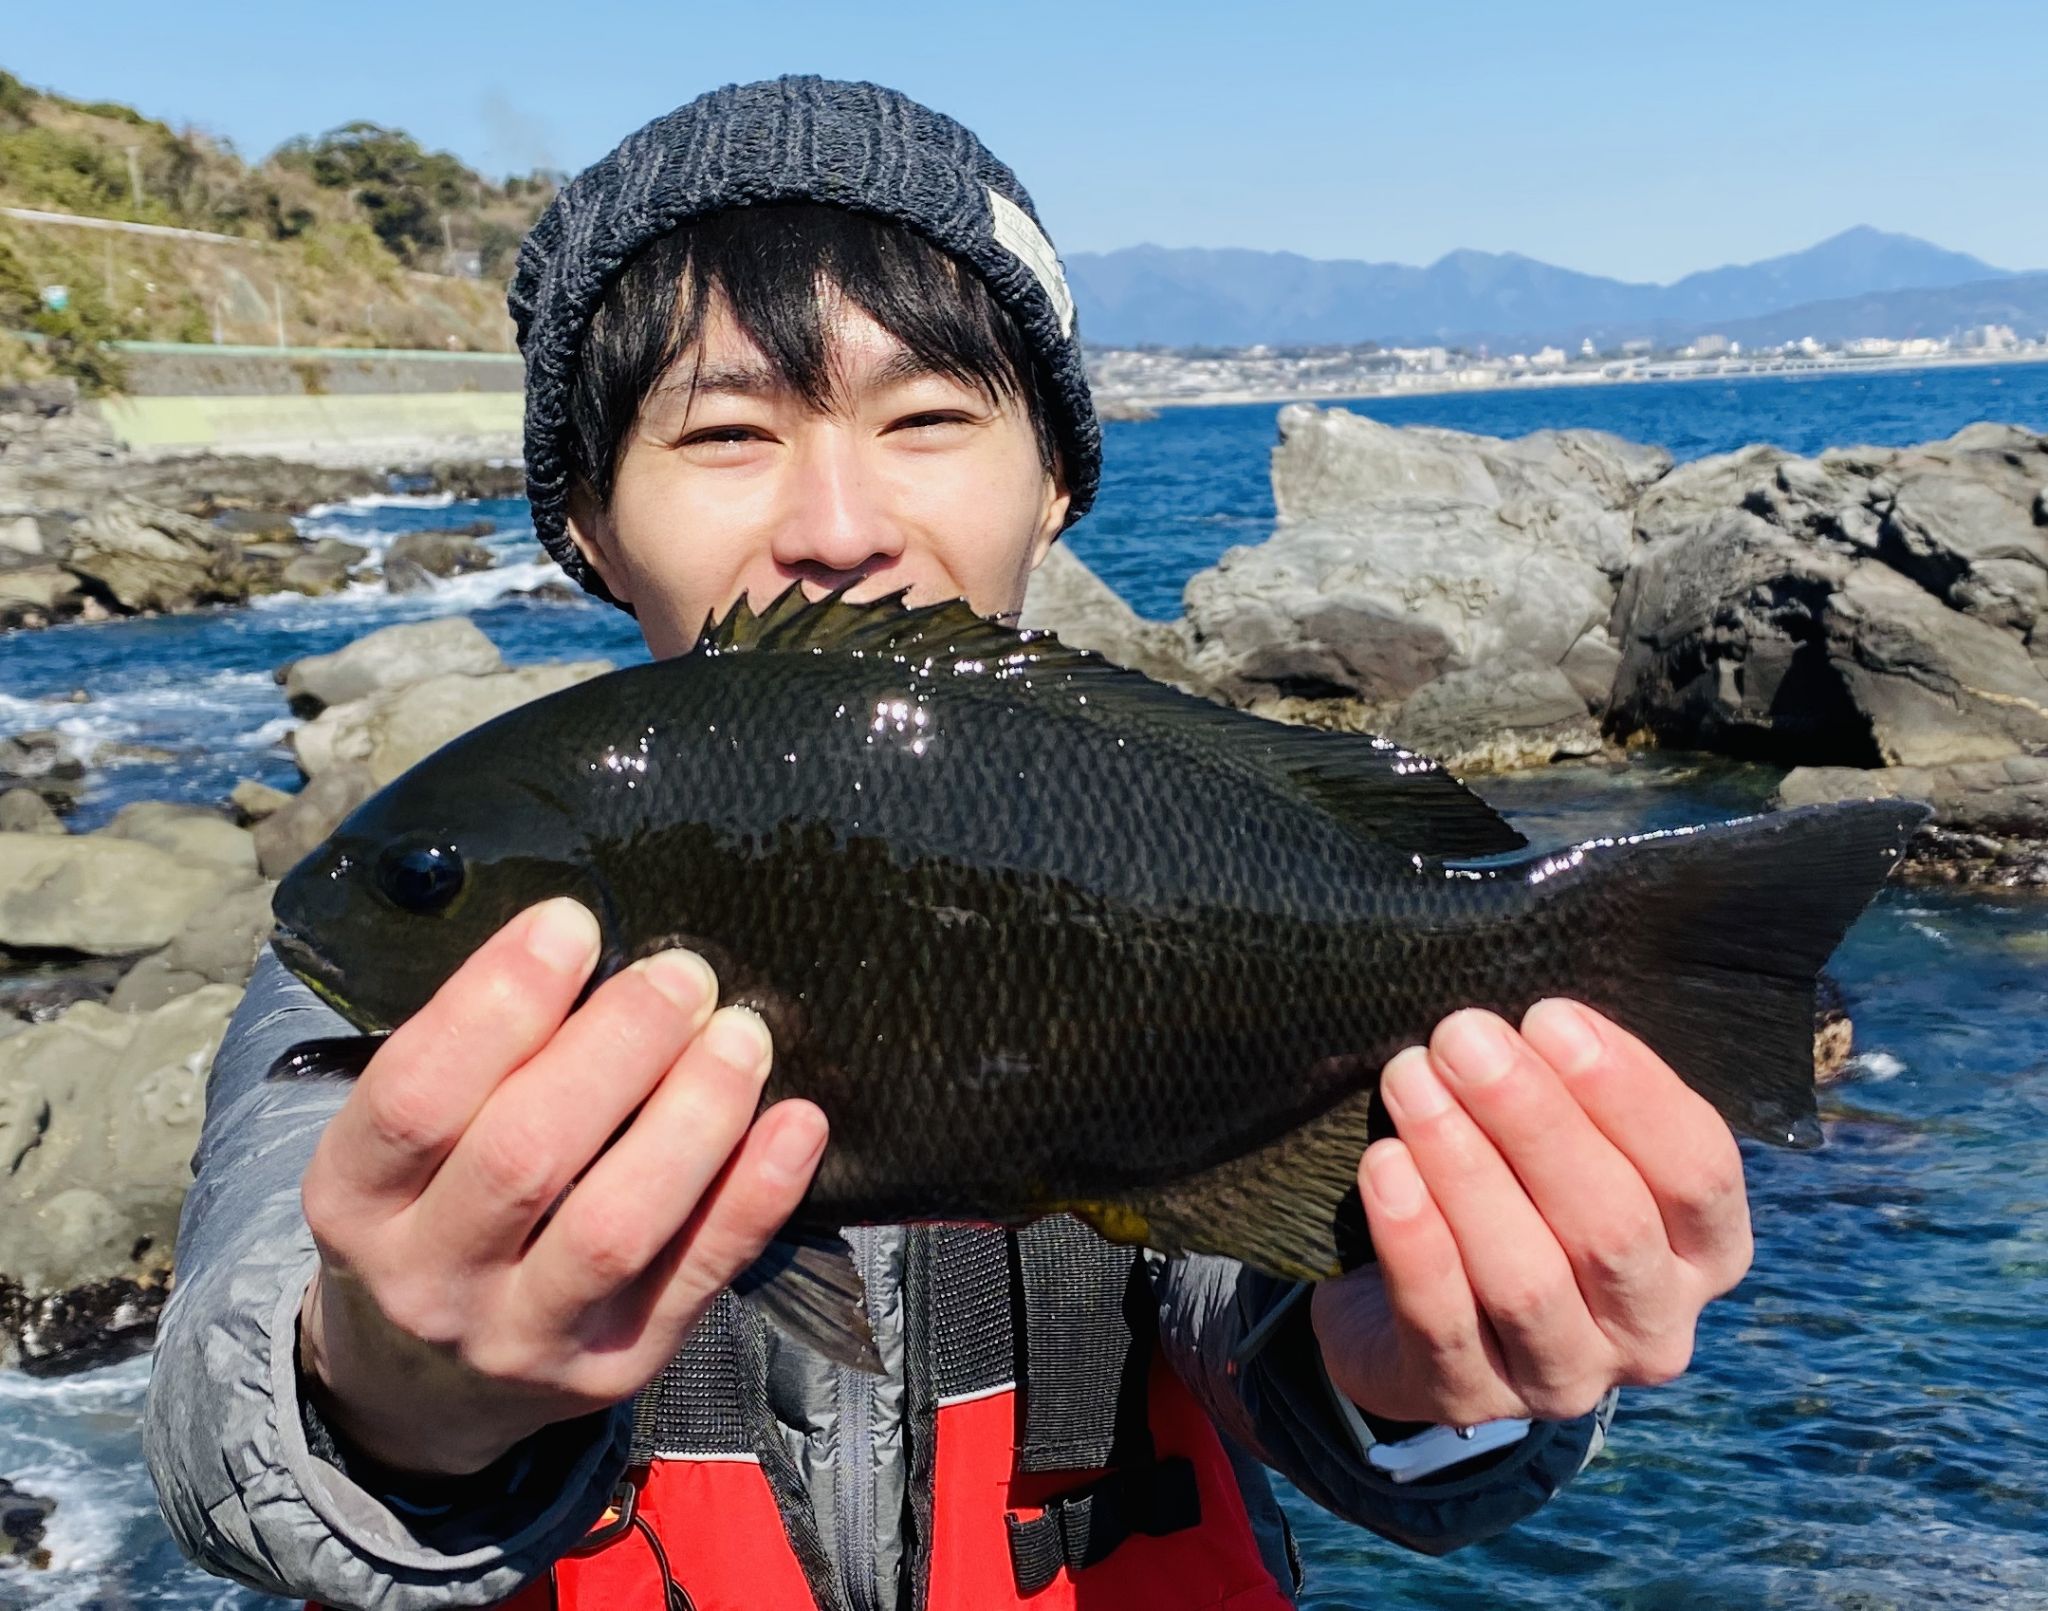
[264,1035,388,1081]
[732,1234,881,1374]
[1079,1082,1383,1284]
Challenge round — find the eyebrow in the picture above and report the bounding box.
[683,348,948,401]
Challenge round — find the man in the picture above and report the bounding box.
[147,76,1752,1610]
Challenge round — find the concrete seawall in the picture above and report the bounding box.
[92,342,524,461]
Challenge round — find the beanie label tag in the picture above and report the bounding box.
[987,189,1075,339]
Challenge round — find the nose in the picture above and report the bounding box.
[768,426,905,591]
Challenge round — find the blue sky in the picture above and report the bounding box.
[7,1,2044,283]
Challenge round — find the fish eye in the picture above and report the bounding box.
[377,844,466,915]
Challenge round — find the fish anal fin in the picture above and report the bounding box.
[1077,1083,1382,1283]
[732,1234,880,1373]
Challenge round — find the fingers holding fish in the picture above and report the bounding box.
[1380,1045,1615,1422]
[518,1005,785,1324]
[313,897,604,1207]
[411,948,722,1260]
[1426,1009,1685,1347]
[1316,1138,1527,1426]
[1520,999,1754,1293]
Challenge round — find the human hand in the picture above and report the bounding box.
[1311,999,1753,1427]
[297,897,827,1477]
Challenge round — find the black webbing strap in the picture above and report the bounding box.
[1014,1216,1139,1474]
[1004,1456,1202,1594]
[630,1292,752,1461]
[1004,1217,1203,1592]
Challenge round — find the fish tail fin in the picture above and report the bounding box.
[1544,798,1927,1150]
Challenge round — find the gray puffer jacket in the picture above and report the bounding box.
[145,952,1616,1610]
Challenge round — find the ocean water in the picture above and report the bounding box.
[1,363,2044,1609]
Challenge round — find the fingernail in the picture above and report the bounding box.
[1436,1009,1516,1088]
[761,1106,827,1184]
[705,1006,772,1075]
[1528,998,1602,1077]
[1365,1143,1425,1220]
[528,898,600,973]
[1383,1047,1451,1119]
[634,948,717,1015]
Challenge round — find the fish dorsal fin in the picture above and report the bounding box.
[695,586,1525,858]
[696,583,1047,661]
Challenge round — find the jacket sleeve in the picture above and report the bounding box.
[1152,1253,1616,1558]
[143,949,633,1610]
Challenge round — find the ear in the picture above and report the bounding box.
[564,482,635,604]
[1026,458,1073,575]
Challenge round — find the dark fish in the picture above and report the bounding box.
[270,588,1927,1368]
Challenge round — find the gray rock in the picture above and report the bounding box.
[230,778,294,824]
[291,660,614,786]
[1610,430,2048,768]
[0,986,240,1311]
[383,528,495,591]
[62,497,257,614]
[100,801,259,878]
[1020,543,1197,687]
[1,732,86,813]
[311,536,370,567]
[211,508,297,540]
[0,564,85,629]
[1171,405,1665,765]
[1389,664,1604,773]
[278,551,352,597]
[0,834,235,956]
[109,879,275,1011]
[0,513,47,560]
[252,765,378,880]
[1775,754,2047,887]
[280,615,504,717]
[0,788,65,835]
[0,1476,55,1568]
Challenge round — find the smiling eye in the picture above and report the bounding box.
[377,844,466,914]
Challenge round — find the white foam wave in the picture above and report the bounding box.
[301,490,457,518]
[1849,1050,1908,1082]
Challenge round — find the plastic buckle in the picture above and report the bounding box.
[572,1477,639,1552]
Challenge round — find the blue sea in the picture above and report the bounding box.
[2,362,2045,1610]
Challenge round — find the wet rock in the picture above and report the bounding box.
[0,955,129,1032]
[230,778,294,824]
[292,660,614,787]
[0,732,84,814]
[0,834,239,956]
[0,789,63,835]
[252,765,378,880]
[0,1476,55,1568]
[510,580,583,604]
[0,986,240,1367]
[1775,754,2048,888]
[1813,974,1854,1085]
[279,615,504,718]
[383,528,496,591]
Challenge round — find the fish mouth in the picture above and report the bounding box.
[270,923,366,1026]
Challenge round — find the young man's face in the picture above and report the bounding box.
[566,288,1071,659]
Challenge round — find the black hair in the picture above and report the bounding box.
[566,201,1059,508]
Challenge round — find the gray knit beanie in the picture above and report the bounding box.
[507,75,1100,606]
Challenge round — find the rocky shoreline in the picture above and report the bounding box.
[0,395,2041,1386]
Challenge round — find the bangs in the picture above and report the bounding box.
[568,202,1056,506]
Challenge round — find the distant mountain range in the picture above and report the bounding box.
[1065,227,2030,350]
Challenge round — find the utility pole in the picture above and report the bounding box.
[442,213,455,275]
[123,145,143,210]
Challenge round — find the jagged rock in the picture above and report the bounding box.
[0,1476,55,1567]
[1020,543,1196,687]
[211,508,297,540]
[383,527,496,592]
[292,660,614,787]
[230,778,294,824]
[62,496,259,614]
[0,732,84,814]
[1389,664,1604,773]
[0,788,64,835]
[252,765,377,880]
[100,801,259,878]
[279,615,504,718]
[0,833,237,956]
[0,987,240,1367]
[0,563,84,629]
[1170,405,1667,767]
[1610,428,2048,768]
[1775,753,2048,887]
[110,879,276,1011]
